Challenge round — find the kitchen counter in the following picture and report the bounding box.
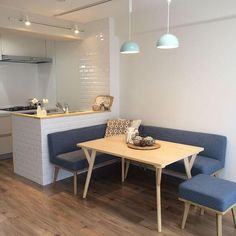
[12,110,108,119]
[12,109,116,185]
[0,110,10,117]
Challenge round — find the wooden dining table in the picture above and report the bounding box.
[77,135,204,232]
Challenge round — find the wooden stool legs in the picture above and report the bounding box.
[181,202,236,236]
[53,166,77,195]
[232,207,236,228]
[74,172,77,195]
[216,214,222,236]
[53,166,60,183]
[181,202,190,229]
[200,208,205,215]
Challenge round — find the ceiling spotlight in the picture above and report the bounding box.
[74,25,80,34]
[9,16,85,35]
[24,16,31,26]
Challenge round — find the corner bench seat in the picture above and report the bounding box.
[48,123,227,195]
[55,149,116,171]
[139,125,227,176]
[48,124,119,195]
[167,155,224,176]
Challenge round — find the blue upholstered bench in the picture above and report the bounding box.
[139,126,227,177]
[48,124,227,195]
[48,124,118,195]
[179,174,236,236]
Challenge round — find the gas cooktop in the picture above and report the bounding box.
[0,105,37,112]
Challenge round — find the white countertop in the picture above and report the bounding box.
[0,110,10,117]
[12,110,109,119]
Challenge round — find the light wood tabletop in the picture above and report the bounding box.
[79,135,203,168]
[78,135,204,232]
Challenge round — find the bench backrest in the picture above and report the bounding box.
[48,124,106,162]
[140,125,227,164]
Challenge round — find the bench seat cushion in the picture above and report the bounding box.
[53,149,117,171]
[166,155,224,176]
[140,125,227,165]
[179,174,236,212]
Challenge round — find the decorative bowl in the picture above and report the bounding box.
[133,136,143,146]
[132,136,155,147]
[143,136,155,146]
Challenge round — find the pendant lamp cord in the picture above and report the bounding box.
[129,0,132,40]
[167,0,171,34]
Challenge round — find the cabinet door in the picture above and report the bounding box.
[0,136,12,155]
[0,116,12,135]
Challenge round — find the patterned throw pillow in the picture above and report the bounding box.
[105,119,131,137]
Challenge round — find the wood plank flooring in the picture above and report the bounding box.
[0,159,235,236]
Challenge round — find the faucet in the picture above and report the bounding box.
[56,102,69,113]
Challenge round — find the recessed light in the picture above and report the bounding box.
[24,16,31,26]
[25,21,31,26]
[74,24,80,34]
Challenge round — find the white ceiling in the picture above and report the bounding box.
[0,0,236,29]
[0,0,164,23]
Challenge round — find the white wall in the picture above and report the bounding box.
[0,61,56,107]
[0,31,57,107]
[37,41,57,106]
[0,19,118,112]
[119,17,236,181]
[55,18,119,114]
[55,40,81,110]
[0,62,37,106]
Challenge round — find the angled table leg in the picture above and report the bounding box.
[156,167,162,232]
[121,158,125,182]
[82,148,97,199]
[184,154,197,179]
[125,160,130,179]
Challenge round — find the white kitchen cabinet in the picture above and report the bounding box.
[1,31,47,57]
[0,115,11,134]
[0,136,12,155]
[0,115,12,155]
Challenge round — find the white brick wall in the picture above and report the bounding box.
[12,111,116,185]
[12,116,44,184]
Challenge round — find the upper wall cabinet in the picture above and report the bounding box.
[0,31,47,57]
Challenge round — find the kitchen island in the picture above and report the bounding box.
[0,111,12,157]
[12,110,115,185]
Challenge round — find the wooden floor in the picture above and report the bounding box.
[0,159,235,236]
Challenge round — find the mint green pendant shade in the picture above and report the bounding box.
[156,33,179,49]
[120,41,140,54]
[120,0,140,55]
[156,0,180,50]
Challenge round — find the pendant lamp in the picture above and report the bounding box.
[120,0,140,54]
[157,0,179,49]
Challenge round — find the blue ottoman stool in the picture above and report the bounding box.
[179,174,236,236]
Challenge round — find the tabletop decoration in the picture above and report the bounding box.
[29,97,49,116]
[92,95,114,111]
[126,127,139,144]
[127,135,160,150]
